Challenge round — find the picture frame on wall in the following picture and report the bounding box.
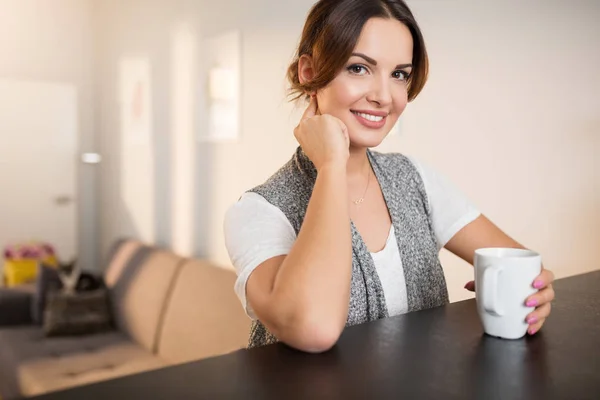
[198,30,241,142]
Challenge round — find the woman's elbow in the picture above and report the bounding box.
[300,330,340,353]
[265,294,346,353]
[283,317,343,353]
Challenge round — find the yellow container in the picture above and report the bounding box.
[3,256,58,287]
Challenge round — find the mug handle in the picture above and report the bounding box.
[482,265,504,316]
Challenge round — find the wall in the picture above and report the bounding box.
[94,0,312,259]
[94,0,175,257]
[96,0,599,302]
[380,0,600,300]
[0,0,98,270]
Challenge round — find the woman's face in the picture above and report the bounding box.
[316,17,414,149]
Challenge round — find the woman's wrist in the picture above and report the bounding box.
[316,160,346,176]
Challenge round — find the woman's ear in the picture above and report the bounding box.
[298,54,316,88]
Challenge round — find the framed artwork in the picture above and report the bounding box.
[198,30,241,142]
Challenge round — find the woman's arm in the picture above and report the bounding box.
[245,98,353,353]
[444,214,523,265]
[246,163,352,353]
[445,214,555,335]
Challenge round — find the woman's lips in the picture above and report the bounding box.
[351,110,387,129]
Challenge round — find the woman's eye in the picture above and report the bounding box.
[348,64,368,75]
[393,70,410,81]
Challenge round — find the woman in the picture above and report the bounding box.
[224,0,555,352]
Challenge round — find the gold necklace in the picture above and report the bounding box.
[352,162,371,206]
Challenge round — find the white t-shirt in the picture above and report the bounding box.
[224,157,481,320]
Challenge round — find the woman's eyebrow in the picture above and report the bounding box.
[351,52,412,69]
[352,52,378,65]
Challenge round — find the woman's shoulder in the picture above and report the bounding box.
[372,150,454,183]
[248,148,306,190]
[224,192,293,237]
[369,149,414,163]
[225,192,277,221]
[369,150,452,199]
[368,150,423,176]
[246,148,316,214]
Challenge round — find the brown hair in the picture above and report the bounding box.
[287,0,428,102]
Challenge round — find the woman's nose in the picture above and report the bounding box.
[366,78,392,107]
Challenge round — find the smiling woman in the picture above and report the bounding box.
[223,0,555,352]
[286,0,428,103]
[295,15,417,149]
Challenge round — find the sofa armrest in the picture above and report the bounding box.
[0,286,34,326]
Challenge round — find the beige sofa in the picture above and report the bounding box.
[0,239,251,399]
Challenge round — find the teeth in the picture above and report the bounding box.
[354,112,384,122]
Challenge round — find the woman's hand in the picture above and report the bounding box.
[294,96,350,171]
[464,267,555,335]
[523,268,555,335]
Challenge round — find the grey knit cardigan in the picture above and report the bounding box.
[246,147,448,348]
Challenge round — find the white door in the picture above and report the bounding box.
[0,79,78,266]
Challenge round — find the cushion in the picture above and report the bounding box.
[0,327,141,399]
[103,239,143,288]
[43,289,114,337]
[156,260,251,363]
[0,327,167,397]
[31,263,63,325]
[107,247,184,352]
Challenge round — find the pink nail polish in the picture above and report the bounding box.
[526,299,538,307]
[527,316,538,324]
[528,328,537,335]
[533,280,543,289]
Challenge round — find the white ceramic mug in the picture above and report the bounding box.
[474,248,542,339]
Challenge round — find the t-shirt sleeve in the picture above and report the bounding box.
[223,192,297,319]
[408,157,481,251]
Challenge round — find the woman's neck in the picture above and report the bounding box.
[346,146,370,179]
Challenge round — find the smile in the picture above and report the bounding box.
[351,110,388,129]
[352,111,384,122]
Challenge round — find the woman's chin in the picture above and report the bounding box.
[348,131,389,149]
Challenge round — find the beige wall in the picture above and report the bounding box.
[382,0,600,301]
[94,0,312,259]
[0,0,98,270]
[96,0,599,302]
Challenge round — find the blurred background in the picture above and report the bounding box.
[1,0,599,303]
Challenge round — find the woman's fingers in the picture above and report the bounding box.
[527,318,545,335]
[302,95,318,121]
[532,268,555,289]
[526,303,551,335]
[526,301,552,324]
[525,284,555,307]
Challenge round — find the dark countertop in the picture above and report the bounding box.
[33,270,600,400]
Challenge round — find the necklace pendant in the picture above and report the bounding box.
[353,198,364,205]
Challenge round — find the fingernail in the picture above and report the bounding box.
[464,283,469,289]
[526,299,538,307]
[528,328,537,335]
[527,316,538,324]
[533,280,543,289]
